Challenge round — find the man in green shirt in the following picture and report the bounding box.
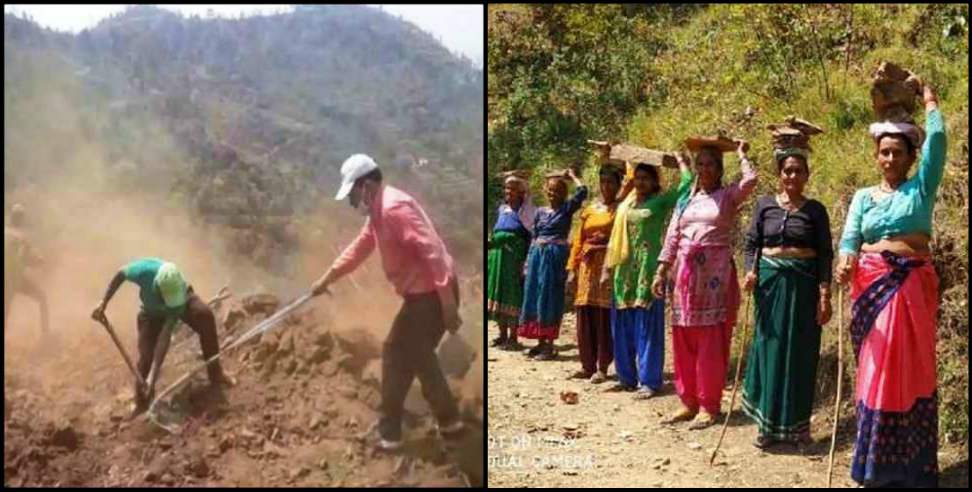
[91,258,235,416]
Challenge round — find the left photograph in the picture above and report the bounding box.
[3,4,483,487]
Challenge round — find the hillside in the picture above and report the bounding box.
[5,4,484,278]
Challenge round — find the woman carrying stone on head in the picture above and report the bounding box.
[836,65,946,488]
[653,136,757,430]
[740,117,833,448]
[488,171,534,351]
[519,168,587,361]
[565,163,627,383]
[601,156,693,396]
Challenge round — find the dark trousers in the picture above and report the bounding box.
[379,281,461,441]
[575,306,613,375]
[136,288,222,396]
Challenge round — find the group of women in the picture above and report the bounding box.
[487,82,946,487]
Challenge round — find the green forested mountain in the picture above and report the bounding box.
[5,4,483,273]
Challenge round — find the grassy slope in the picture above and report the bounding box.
[624,4,968,444]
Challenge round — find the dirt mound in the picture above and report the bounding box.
[4,290,482,487]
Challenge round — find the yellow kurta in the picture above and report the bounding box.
[567,201,617,308]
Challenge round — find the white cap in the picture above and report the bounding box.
[335,154,379,200]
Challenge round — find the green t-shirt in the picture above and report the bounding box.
[613,170,693,308]
[122,257,185,317]
[838,109,946,255]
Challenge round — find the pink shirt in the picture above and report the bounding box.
[330,185,455,296]
[659,159,757,264]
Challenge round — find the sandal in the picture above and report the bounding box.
[661,407,698,424]
[534,346,557,361]
[490,336,508,348]
[794,432,814,449]
[753,434,776,449]
[688,412,719,430]
[633,386,656,400]
[589,372,607,384]
[503,339,524,351]
[797,431,813,445]
[604,383,637,393]
[569,370,594,380]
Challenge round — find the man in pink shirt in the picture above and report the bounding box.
[310,154,464,451]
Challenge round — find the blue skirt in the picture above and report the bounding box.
[519,242,569,340]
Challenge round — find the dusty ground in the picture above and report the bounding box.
[487,313,968,488]
[4,282,483,487]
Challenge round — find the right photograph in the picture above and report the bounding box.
[486,4,969,488]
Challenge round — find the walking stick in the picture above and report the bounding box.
[827,287,845,487]
[709,292,753,465]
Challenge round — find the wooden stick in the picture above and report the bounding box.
[827,287,845,487]
[95,314,148,391]
[209,285,232,308]
[709,293,753,465]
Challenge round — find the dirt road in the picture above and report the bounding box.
[487,313,967,487]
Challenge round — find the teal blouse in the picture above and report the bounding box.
[839,109,946,255]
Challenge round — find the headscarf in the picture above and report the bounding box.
[773,147,810,163]
[604,162,639,269]
[155,262,188,308]
[605,191,637,269]
[504,175,535,234]
[868,121,924,150]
